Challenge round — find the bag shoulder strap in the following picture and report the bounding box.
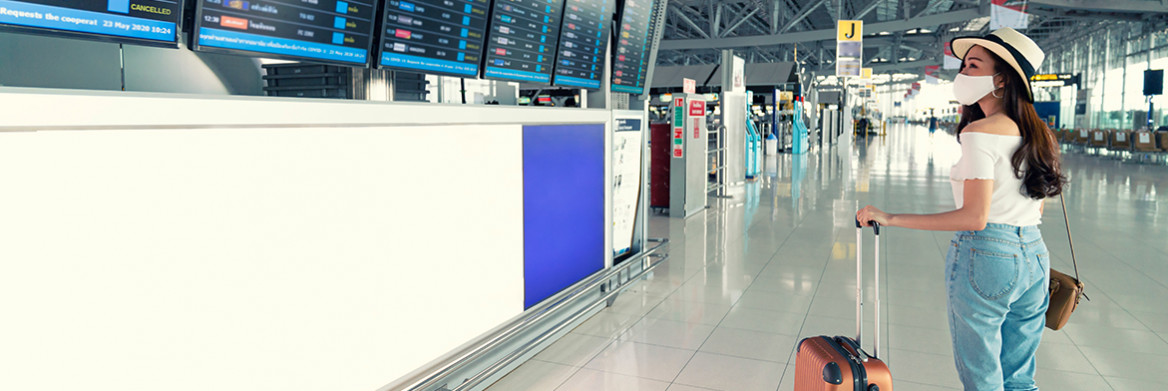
[1058,193,1081,280]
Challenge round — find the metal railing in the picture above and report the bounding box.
[383,239,670,391]
[707,125,727,197]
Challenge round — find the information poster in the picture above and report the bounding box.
[612,115,643,257]
[376,0,489,76]
[0,0,180,45]
[193,0,376,65]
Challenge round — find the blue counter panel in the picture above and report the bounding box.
[522,123,605,309]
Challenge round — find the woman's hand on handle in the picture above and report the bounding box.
[857,205,893,228]
[853,180,992,232]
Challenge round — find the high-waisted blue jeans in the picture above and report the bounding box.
[946,223,1050,391]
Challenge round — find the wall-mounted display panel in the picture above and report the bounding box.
[609,0,653,94]
[192,0,376,66]
[376,0,489,77]
[550,0,611,89]
[0,0,181,47]
[481,0,565,84]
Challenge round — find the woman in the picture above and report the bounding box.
[856,27,1065,391]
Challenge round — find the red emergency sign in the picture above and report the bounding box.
[689,100,705,116]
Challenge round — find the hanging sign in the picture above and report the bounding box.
[837,20,863,42]
[835,20,863,78]
[990,0,1029,30]
[1029,73,1080,87]
[925,65,941,84]
[943,42,961,70]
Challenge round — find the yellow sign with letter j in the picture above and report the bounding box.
[837,20,863,42]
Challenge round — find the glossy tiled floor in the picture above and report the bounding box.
[487,124,1168,391]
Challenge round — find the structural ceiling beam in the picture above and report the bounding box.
[723,3,763,37]
[780,0,829,33]
[660,8,984,50]
[853,0,885,20]
[772,0,782,34]
[669,6,711,39]
[1028,0,1168,14]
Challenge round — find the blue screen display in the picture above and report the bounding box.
[522,124,606,309]
[376,0,489,77]
[611,0,657,94]
[0,0,179,45]
[193,0,376,65]
[482,0,565,84]
[551,0,612,90]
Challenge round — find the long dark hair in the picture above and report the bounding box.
[955,48,1066,199]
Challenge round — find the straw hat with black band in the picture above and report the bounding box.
[950,27,1045,103]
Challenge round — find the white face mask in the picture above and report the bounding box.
[952,73,1000,106]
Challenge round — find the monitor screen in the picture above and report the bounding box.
[610,0,654,95]
[192,0,376,66]
[0,0,181,46]
[375,0,489,77]
[481,0,565,84]
[550,0,612,89]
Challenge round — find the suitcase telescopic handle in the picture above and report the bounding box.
[854,219,881,359]
[854,218,880,234]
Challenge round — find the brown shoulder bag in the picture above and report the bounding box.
[1046,193,1089,330]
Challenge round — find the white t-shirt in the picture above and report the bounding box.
[949,132,1043,227]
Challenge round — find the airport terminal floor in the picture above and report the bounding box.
[486,123,1168,391]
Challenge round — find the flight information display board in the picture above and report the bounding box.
[610,0,654,94]
[376,0,489,77]
[550,0,611,89]
[481,0,565,84]
[0,0,180,46]
[193,0,376,66]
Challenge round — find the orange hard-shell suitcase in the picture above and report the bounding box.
[794,221,893,391]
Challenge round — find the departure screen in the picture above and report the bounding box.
[550,0,611,89]
[193,0,376,66]
[610,0,654,94]
[0,0,180,46]
[376,0,489,77]
[481,0,565,84]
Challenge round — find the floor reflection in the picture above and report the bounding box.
[489,122,1168,391]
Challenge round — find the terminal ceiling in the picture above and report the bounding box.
[655,0,1168,80]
